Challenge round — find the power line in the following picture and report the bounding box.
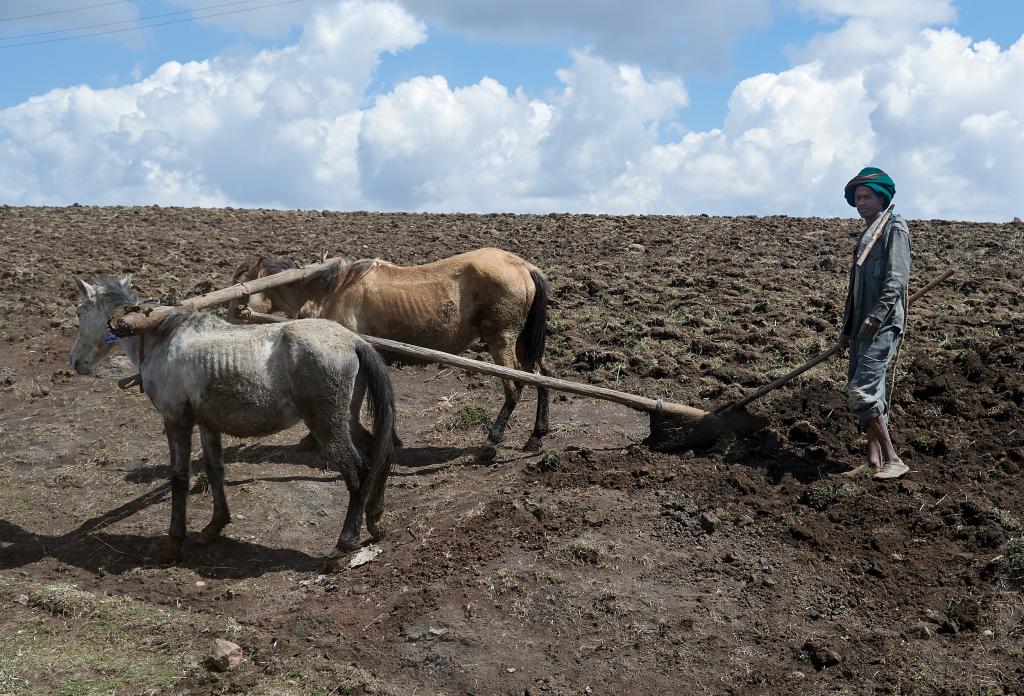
[0,0,306,48]
[0,1,135,24]
[0,0,276,41]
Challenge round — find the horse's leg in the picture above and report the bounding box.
[486,333,522,444]
[521,358,552,451]
[195,427,231,545]
[299,403,366,556]
[162,419,194,564]
[325,432,366,555]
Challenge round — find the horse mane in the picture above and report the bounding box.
[330,258,379,294]
[149,308,245,343]
[94,277,138,307]
[277,257,379,295]
[259,258,300,276]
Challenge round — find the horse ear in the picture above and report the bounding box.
[119,274,133,292]
[232,256,258,282]
[73,275,95,300]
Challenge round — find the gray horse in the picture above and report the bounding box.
[70,274,397,564]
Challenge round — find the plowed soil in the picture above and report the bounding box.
[1,205,1022,695]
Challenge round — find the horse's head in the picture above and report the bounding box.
[229,256,315,318]
[70,274,135,375]
[231,255,264,284]
[227,256,276,319]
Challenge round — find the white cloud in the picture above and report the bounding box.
[0,1,425,207]
[357,75,549,210]
[870,29,1024,219]
[792,0,958,71]
[599,63,875,215]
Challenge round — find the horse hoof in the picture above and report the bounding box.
[367,523,386,541]
[522,437,542,452]
[332,540,360,557]
[195,527,223,546]
[297,433,319,451]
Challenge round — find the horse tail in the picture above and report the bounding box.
[519,268,549,372]
[354,339,397,534]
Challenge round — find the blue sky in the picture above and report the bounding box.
[2,1,1023,218]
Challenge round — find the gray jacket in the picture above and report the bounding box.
[842,212,912,337]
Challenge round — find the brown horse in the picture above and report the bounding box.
[230,248,550,448]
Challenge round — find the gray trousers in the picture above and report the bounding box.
[847,327,902,428]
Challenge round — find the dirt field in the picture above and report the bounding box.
[1,205,1022,695]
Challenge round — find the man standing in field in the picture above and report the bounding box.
[838,167,912,480]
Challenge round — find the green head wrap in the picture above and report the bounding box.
[844,167,895,207]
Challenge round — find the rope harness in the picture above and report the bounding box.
[107,298,162,393]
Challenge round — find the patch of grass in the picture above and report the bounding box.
[539,449,559,471]
[802,482,864,511]
[1002,538,1024,576]
[711,434,748,459]
[442,404,490,431]
[1,582,191,695]
[989,507,1021,530]
[568,539,603,565]
[28,583,98,618]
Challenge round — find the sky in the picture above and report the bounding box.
[1,0,1022,220]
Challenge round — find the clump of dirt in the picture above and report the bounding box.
[0,206,1022,695]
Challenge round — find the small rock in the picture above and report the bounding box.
[939,618,960,635]
[583,511,607,527]
[788,420,820,444]
[205,638,242,672]
[802,639,840,669]
[699,512,721,533]
[907,621,933,639]
[347,544,382,569]
[899,480,921,494]
[982,629,994,638]
[627,243,645,253]
[923,608,943,624]
[788,671,807,680]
